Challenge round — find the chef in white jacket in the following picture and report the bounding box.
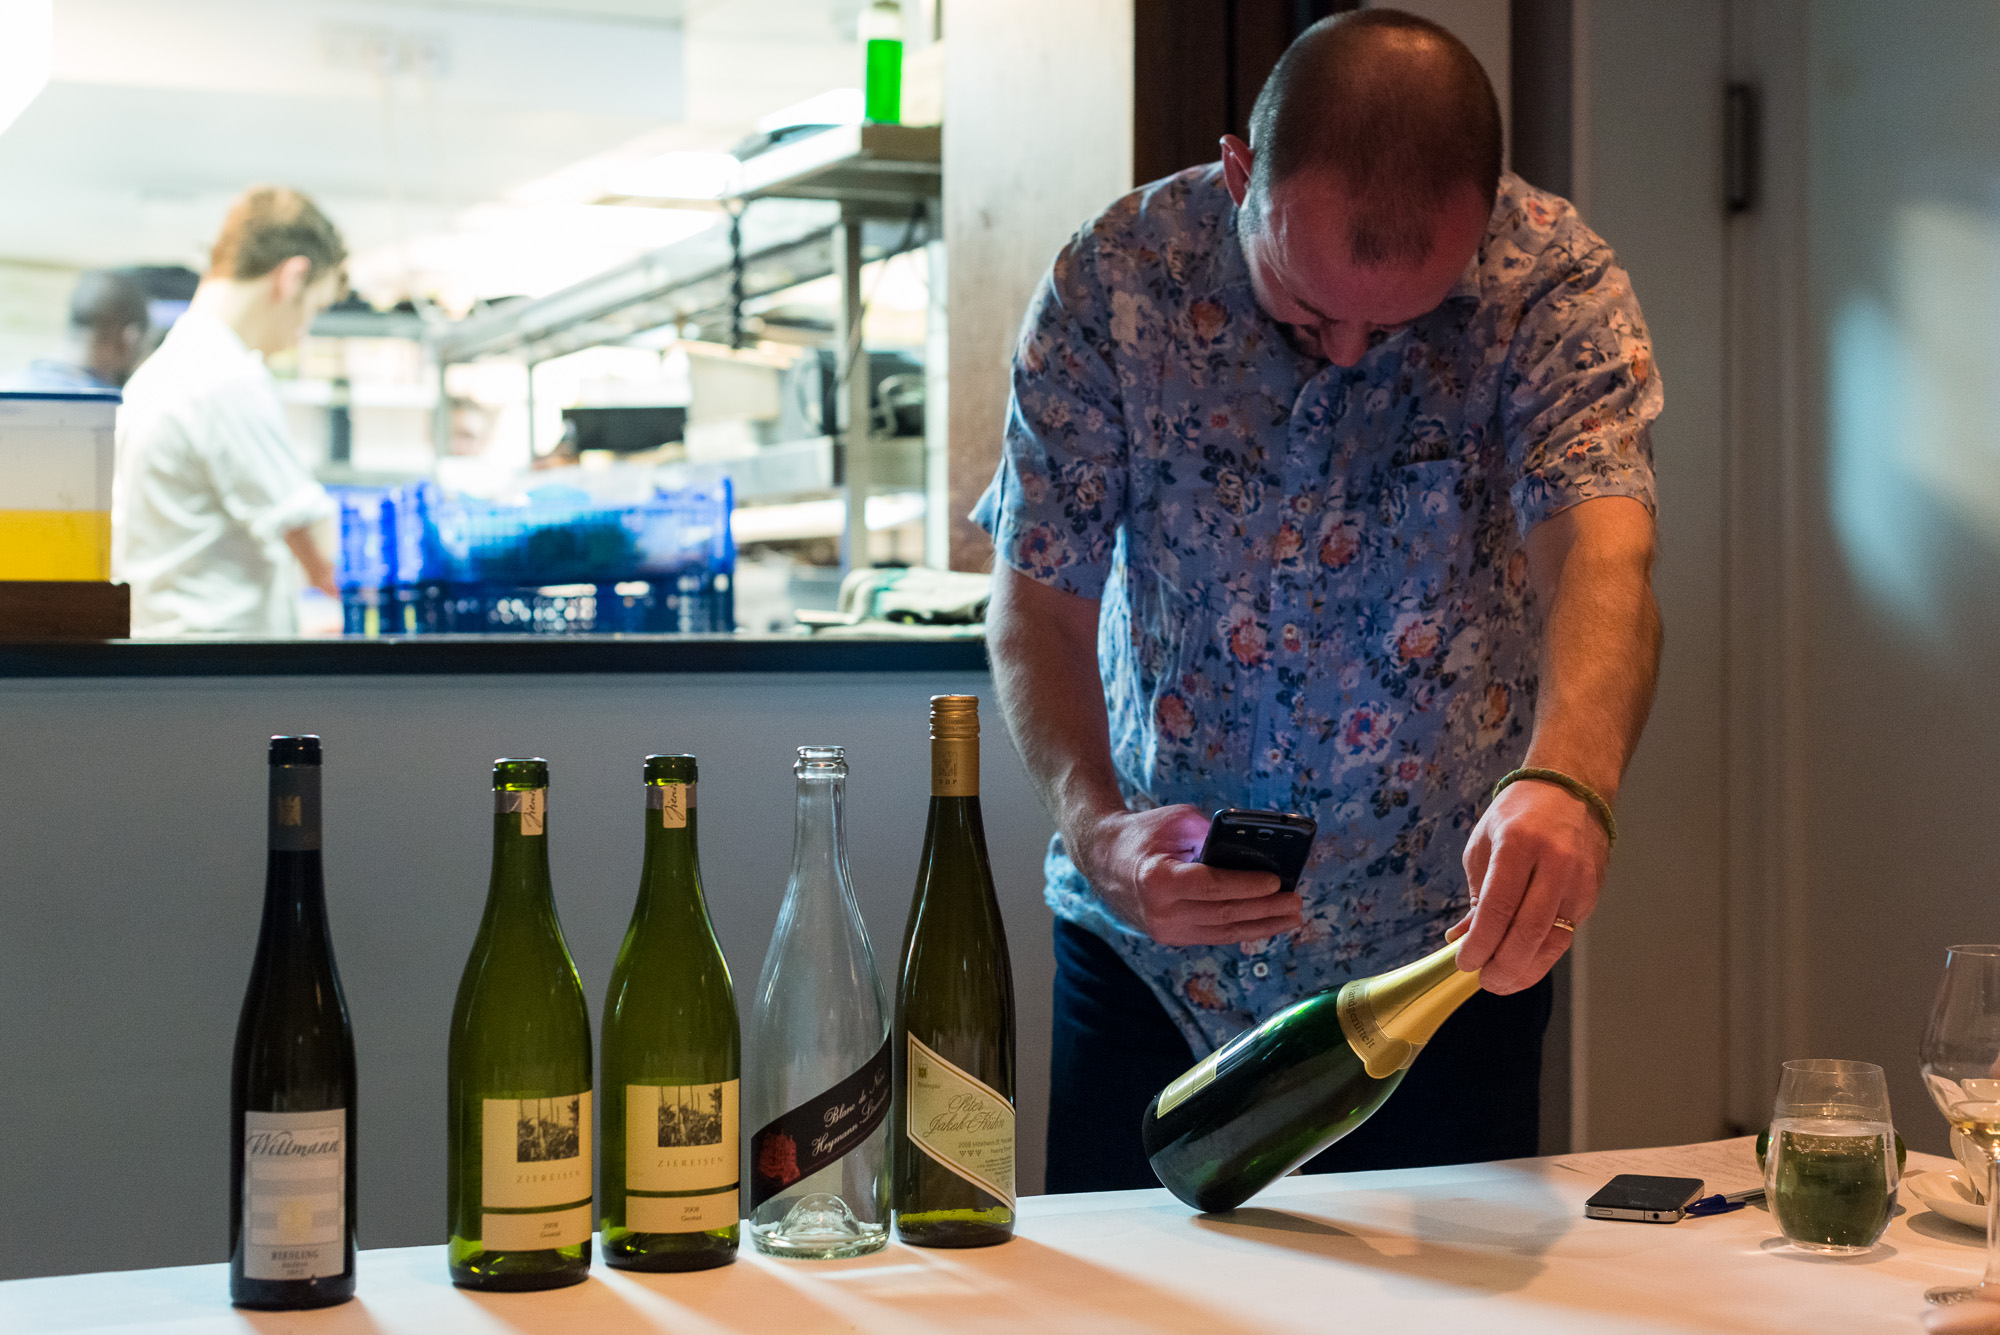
[114,186,347,636]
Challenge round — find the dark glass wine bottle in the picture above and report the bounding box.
[1143,939,1482,1213]
[447,759,593,1290]
[230,734,357,1310]
[892,696,1016,1247]
[600,755,740,1271]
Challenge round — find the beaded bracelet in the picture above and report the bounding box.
[1489,766,1618,847]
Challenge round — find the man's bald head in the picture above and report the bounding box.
[1243,10,1501,268]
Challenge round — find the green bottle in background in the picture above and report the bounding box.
[861,0,903,123]
[892,695,1017,1247]
[447,758,593,1290]
[600,755,741,1271]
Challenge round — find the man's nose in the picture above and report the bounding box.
[1319,322,1371,366]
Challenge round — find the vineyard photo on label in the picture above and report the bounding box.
[600,756,742,1272]
[447,759,594,1290]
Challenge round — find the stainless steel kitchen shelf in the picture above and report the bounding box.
[432,125,941,367]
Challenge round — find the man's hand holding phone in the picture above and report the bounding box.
[1068,805,1304,947]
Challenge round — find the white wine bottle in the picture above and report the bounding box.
[230,735,357,1309]
[1143,939,1482,1212]
[600,754,740,1271]
[747,746,890,1259]
[447,759,593,1290]
[892,696,1016,1247]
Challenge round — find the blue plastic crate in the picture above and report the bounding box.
[335,479,733,635]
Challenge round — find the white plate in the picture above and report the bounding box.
[1907,1170,1989,1230]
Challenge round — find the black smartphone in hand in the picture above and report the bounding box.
[1197,809,1317,894]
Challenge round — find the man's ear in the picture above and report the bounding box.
[270,255,312,303]
[1220,135,1254,206]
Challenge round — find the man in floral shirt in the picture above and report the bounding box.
[978,11,1662,1191]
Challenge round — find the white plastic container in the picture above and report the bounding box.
[0,390,118,580]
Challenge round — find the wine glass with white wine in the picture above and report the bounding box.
[1919,944,2000,1305]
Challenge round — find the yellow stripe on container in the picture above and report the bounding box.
[0,510,112,580]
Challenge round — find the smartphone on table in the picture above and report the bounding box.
[1583,1174,1706,1223]
[1197,808,1317,895]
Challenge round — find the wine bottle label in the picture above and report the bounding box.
[268,766,321,852]
[496,789,546,836]
[481,1092,591,1213]
[625,1080,738,1196]
[646,782,693,828]
[241,1108,345,1280]
[748,1038,891,1209]
[905,1035,1015,1206]
[1336,979,1417,1079]
[627,1187,738,1233]
[1154,1027,1257,1118]
[930,737,978,797]
[482,1202,591,1251]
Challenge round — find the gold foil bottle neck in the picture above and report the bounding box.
[930,695,980,796]
[1335,938,1483,1079]
[929,694,980,740]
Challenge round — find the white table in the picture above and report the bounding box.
[3,1151,1983,1334]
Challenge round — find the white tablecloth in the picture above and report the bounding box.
[3,1149,1982,1334]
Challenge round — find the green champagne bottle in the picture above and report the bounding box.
[600,755,740,1271]
[230,735,357,1309]
[892,696,1017,1247]
[1143,939,1482,1213]
[447,758,593,1290]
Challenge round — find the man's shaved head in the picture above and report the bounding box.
[1243,10,1502,268]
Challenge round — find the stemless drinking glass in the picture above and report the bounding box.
[1919,944,2000,1305]
[1763,1059,1898,1255]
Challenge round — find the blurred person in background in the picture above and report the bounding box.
[113,186,347,636]
[1,268,151,392]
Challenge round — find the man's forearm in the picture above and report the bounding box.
[986,566,1126,854]
[284,524,338,597]
[1522,499,1662,805]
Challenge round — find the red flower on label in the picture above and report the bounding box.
[756,1131,799,1187]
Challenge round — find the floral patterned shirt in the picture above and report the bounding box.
[973,166,1662,1055]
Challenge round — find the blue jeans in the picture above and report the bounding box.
[1045,917,1553,1194]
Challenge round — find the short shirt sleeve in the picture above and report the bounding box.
[971,234,1129,598]
[1503,238,1663,536]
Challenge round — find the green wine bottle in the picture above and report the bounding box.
[892,695,1017,1247]
[1143,939,1482,1213]
[600,755,740,1271]
[447,758,593,1290]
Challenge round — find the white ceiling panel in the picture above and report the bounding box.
[0,0,872,297]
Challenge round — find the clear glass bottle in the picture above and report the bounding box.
[747,746,890,1259]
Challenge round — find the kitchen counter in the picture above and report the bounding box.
[0,632,987,678]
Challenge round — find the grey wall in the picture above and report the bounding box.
[1763,0,2000,1154]
[1565,0,1732,1150]
[0,670,1055,1280]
